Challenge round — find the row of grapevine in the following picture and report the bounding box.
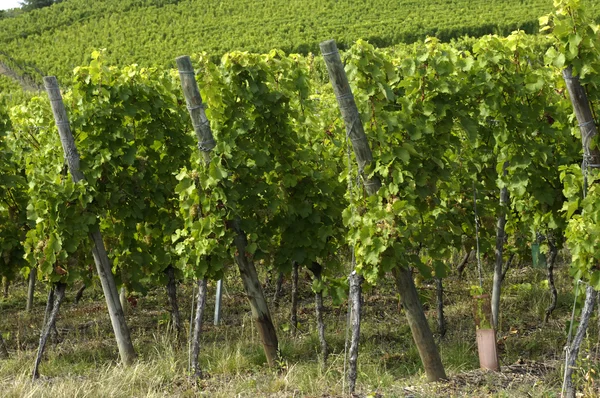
[2,0,600,95]
[1,0,599,394]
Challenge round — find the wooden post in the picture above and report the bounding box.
[74,283,86,304]
[231,220,280,366]
[320,39,446,387]
[43,76,136,366]
[436,277,446,339]
[544,241,559,323]
[308,262,329,366]
[562,65,600,398]
[491,161,509,330]
[563,66,600,166]
[347,270,363,393]
[174,56,215,165]
[392,267,447,380]
[315,288,328,366]
[119,286,128,316]
[165,265,183,334]
[26,267,36,311]
[176,56,280,367]
[32,282,66,380]
[42,286,55,338]
[191,278,207,377]
[307,261,330,367]
[290,261,299,335]
[319,40,381,195]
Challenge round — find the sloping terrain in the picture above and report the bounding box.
[0,0,598,92]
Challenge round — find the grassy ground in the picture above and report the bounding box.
[1,260,599,397]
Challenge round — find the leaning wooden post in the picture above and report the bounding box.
[320,39,446,388]
[43,76,136,366]
[32,282,66,380]
[491,161,509,330]
[319,39,377,393]
[176,56,280,367]
[562,65,600,398]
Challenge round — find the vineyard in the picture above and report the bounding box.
[2,0,600,397]
[1,0,600,95]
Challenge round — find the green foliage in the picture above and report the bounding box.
[174,50,347,286]
[542,0,600,288]
[1,0,599,96]
[0,0,597,311]
[541,0,600,80]
[340,33,578,284]
[0,100,29,281]
[7,52,194,289]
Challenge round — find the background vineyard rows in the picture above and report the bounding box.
[1,0,600,96]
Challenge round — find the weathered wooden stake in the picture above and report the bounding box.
[436,277,446,339]
[119,286,128,316]
[308,262,329,366]
[32,282,66,380]
[43,286,54,327]
[393,267,447,381]
[176,56,280,367]
[563,66,600,167]
[491,162,509,330]
[290,261,299,335]
[347,270,362,393]
[544,241,559,323]
[42,286,58,341]
[562,65,600,398]
[191,278,207,377]
[44,76,136,366]
[321,39,446,387]
[165,265,183,334]
[26,267,36,311]
[74,283,86,304]
[232,220,280,366]
[320,38,379,393]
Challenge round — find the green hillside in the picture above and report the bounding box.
[1,0,599,92]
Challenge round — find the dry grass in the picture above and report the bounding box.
[1,263,598,397]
